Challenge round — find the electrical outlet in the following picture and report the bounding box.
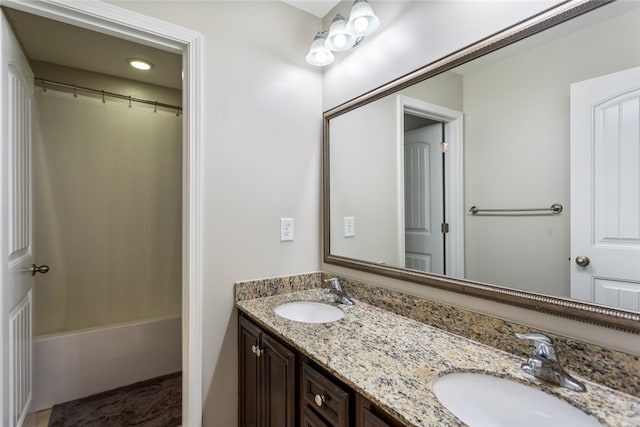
[344,216,355,237]
[280,218,294,241]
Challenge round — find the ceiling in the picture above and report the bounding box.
[281,0,340,18]
[2,0,339,90]
[3,7,182,90]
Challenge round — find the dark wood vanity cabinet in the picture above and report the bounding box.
[239,315,296,427]
[238,314,403,427]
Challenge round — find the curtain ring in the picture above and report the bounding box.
[73,84,77,98]
[154,101,158,113]
[41,78,47,92]
[102,90,106,104]
[128,96,132,108]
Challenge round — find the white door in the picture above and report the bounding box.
[1,12,38,427]
[404,124,444,274]
[570,67,640,310]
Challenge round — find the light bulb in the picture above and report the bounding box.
[128,58,153,71]
[325,13,356,51]
[306,32,334,66]
[347,0,380,37]
[315,51,330,64]
[333,34,347,49]
[354,16,369,33]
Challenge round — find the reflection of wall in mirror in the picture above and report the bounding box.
[330,72,462,265]
[463,8,640,296]
[331,97,400,265]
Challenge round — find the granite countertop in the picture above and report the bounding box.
[236,288,640,427]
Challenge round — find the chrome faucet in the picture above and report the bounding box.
[324,277,354,305]
[516,333,586,392]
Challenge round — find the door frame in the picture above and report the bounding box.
[0,0,203,425]
[396,95,464,278]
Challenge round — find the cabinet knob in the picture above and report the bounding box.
[251,345,263,357]
[314,394,326,407]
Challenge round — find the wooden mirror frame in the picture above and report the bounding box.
[323,0,640,334]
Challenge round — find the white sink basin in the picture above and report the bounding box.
[433,372,601,427]
[274,301,344,323]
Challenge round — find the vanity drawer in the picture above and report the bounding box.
[302,406,331,427]
[301,362,350,427]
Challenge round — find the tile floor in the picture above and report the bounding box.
[33,408,183,427]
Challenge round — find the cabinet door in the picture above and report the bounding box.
[262,333,296,427]
[361,408,392,427]
[239,316,262,427]
[356,394,401,427]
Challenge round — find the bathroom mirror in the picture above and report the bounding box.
[324,0,640,332]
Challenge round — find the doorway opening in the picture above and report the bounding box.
[0,1,203,425]
[397,95,464,279]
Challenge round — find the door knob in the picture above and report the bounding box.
[575,256,590,267]
[31,264,50,276]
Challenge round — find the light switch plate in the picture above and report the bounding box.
[280,218,294,241]
[344,216,355,237]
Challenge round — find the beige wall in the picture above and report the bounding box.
[463,7,640,296]
[330,95,401,265]
[322,0,558,109]
[106,2,323,426]
[33,65,183,334]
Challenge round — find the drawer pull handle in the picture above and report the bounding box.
[314,394,326,407]
[251,345,262,357]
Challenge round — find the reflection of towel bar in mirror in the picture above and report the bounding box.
[468,203,563,216]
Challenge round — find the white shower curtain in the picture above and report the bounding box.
[33,89,182,335]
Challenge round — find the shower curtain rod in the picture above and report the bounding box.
[35,77,182,113]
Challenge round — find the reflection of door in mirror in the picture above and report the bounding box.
[398,96,464,278]
[404,120,444,274]
[571,66,640,310]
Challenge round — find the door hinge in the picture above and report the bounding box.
[440,142,448,153]
[441,222,449,234]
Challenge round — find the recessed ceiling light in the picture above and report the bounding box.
[128,58,153,71]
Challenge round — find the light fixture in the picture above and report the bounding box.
[347,0,380,37]
[128,58,153,71]
[305,0,380,67]
[325,14,356,52]
[305,32,335,67]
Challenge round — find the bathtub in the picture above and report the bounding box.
[32,315,182,411]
